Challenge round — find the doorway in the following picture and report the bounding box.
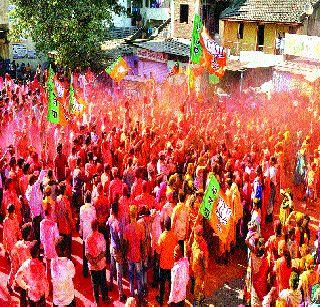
[257,24,265,51]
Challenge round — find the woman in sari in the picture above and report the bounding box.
[244,237,269,306]
[279,189,293,226]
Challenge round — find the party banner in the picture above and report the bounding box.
[190,14,203,64]
[69,74,87,116]
[200,174,232,243]
[106,57,130,82]
[200,28,227,78]
[47,66,68,126]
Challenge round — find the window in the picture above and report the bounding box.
[180,4,189,23]
[289,26,296,34]
[238,22,244,39]
[257,24,265,47]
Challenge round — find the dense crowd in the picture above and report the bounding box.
[0,67,320,307]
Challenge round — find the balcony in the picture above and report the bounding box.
[140,7,170,21]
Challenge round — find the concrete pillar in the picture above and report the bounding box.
[170,0,174,37]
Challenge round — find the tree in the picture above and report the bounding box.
[9,0,122,70]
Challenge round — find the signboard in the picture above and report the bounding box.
[12,43,27,59]
[137,48,168,63]
[284,34,320,61]
[27,50,36,59]
[7,4,15,24]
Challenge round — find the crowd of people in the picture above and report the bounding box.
[0,66,319,307]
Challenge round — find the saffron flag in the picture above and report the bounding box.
[47,66,68,126]
[69,75,75,114]
[200,174,232,243]
[200,27,227,78]
[190,14,203,64]
[106,57,130,82]
[69,74,86,116]
[53,74,68,111]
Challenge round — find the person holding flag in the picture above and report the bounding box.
[190,225,208,305]
[199,173,233,262]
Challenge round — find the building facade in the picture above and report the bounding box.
[220,0,317,55]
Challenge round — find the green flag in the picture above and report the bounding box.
[69,74,75,114]
[199,173,232,243]
[47,66,59,124]
[190,14,203,64]
[199,173,220,220]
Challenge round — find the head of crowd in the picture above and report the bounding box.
[0,64,320,306]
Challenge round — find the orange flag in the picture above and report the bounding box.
[106,57,130,82]
[199,174,233,243]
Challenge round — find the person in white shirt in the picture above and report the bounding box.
[267,157,277,222]
[168,243,190,306]
[79,191,96,277]
[171,192,189,254]
[279,32,285,55]
[40,205,60,283]
[86,219,110,303]
[25,170,46,241]
[157,152,168,181]
[51,237,76,307]
[160,192,175,229]
[10,222,33,305]
[275,33,281,55]
[15,240,49,306]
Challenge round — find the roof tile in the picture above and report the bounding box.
[221,0,317,23]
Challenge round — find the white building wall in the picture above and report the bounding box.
[110,0,132,27]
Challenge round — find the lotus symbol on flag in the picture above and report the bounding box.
[118,66,126,74]
[216,196,232,225]
[54,80,65,98]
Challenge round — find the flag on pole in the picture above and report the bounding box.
[200,27,227,78]
[53,74,68,112]
[106,57,130,82]
[69,74,75,114]
[190,14,203,64]
[200,174,233,243]
[47,66,59,124]
[47,66,68,126]
[69,74,87,116]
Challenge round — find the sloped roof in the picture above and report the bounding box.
[133,38,190,57]
[220,0,316,23]
[101,39,136,57]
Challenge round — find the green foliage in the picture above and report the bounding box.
[9,0,123,70]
